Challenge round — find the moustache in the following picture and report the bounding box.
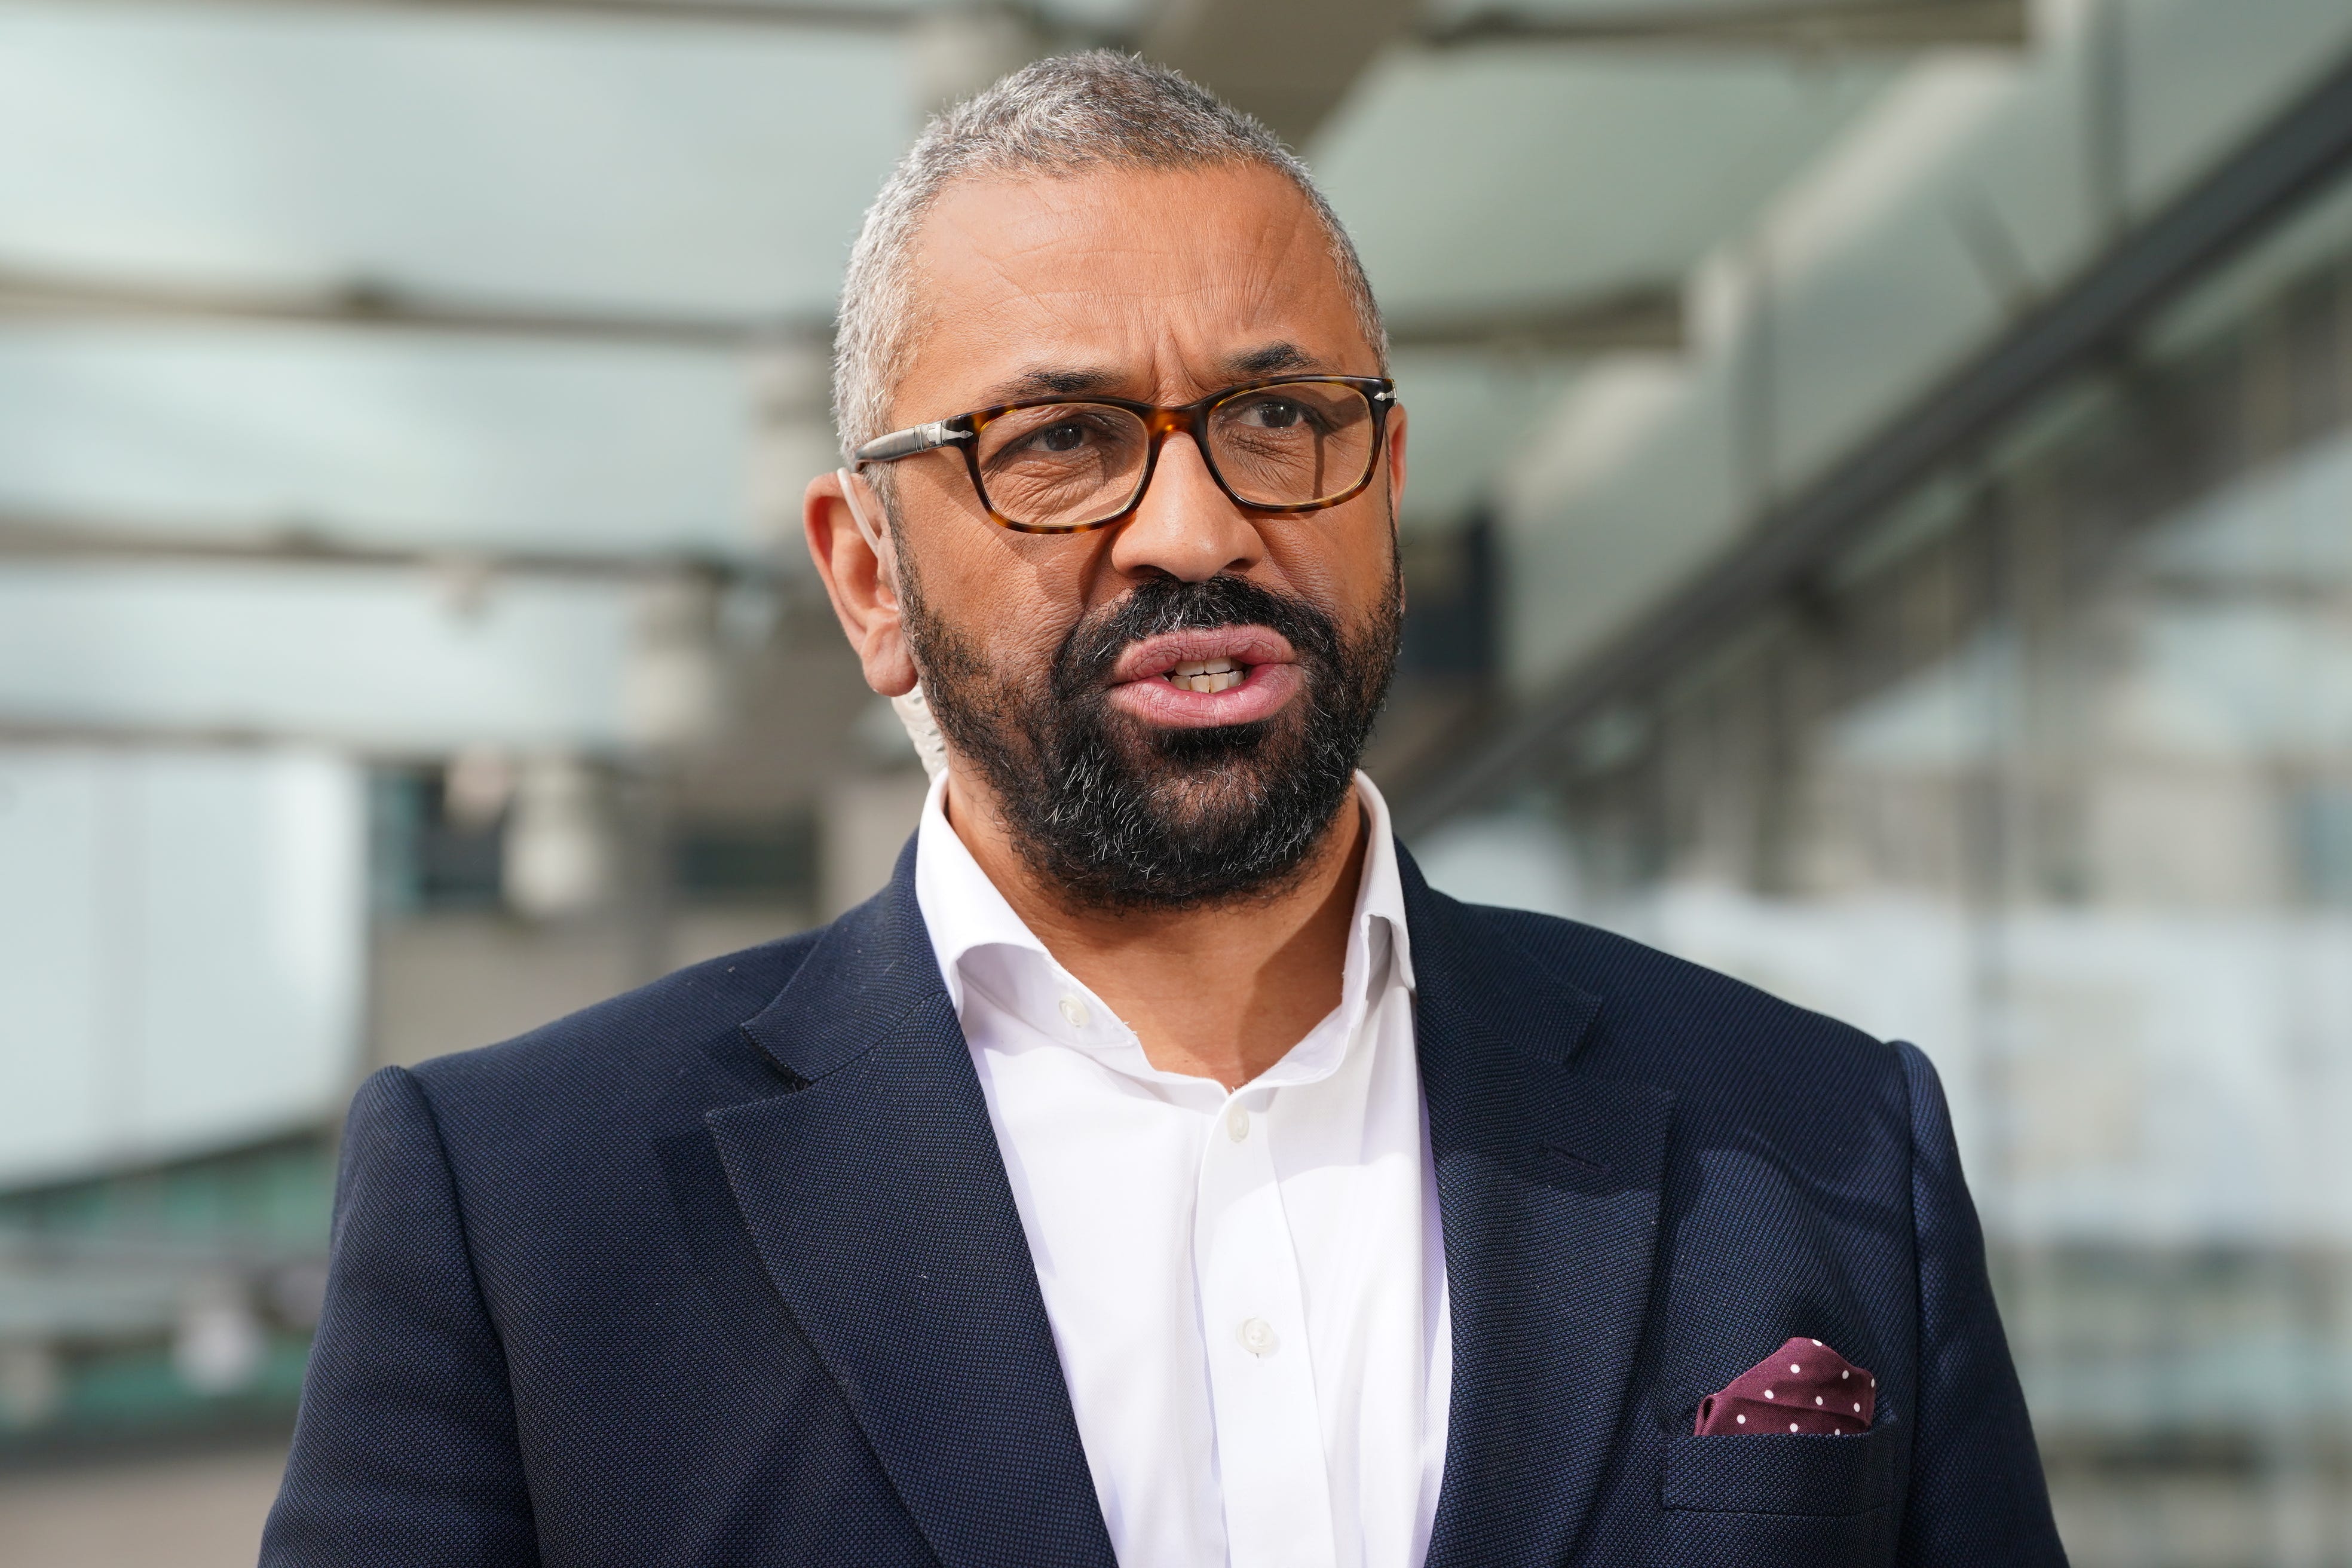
[1052,573,1343,704]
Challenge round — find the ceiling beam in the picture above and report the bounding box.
[71,0,2030,53]
[1389,282,1685,355]
[127,0,926,30]
[1140,0,1422,145]
[2,260,1683,357]
[0,507,774,583]
[0,264,828,350]
[1423,0,2027,52]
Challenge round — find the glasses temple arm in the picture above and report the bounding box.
[851,418,972,465]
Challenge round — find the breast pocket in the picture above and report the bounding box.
[1663,1421,1903,1564]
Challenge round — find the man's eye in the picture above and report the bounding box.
[1244,399,1306,429]
[1009,420,1105,458]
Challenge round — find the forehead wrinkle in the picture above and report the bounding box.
[893,192,1079,409]
[1233,223,1366,362]
[956,274,1317,404]
[1017,263,1330,350]
[930,172,1328,327]
[904,168,1367,415]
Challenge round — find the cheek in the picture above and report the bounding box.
[906,528,1079,670]
[1263,509,1396,621]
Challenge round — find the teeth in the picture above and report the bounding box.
[1166,657,1244,694]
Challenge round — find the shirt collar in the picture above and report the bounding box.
[912,767,1042,1023]
[913,769,1415,1084]
[1350,770,1416,996]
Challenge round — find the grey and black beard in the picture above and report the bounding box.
[902,565,1400,911]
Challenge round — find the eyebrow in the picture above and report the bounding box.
[1223,341,1325,379]
[965,342,1337,411]
[970,366,1126,407]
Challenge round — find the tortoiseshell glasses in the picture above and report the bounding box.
[850,374,1397,535]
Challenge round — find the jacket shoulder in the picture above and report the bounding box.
[402,924,826,1117]
[1436,895,1903,1105]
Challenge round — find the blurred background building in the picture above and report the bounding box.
[0,0,2347,1563]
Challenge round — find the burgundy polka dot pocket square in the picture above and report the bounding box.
[1693,1336,1876,1436]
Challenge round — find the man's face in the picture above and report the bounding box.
[872,161,1407,908]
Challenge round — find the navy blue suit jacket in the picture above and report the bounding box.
[264,841,2066,1566]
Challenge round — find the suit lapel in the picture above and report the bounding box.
[708,843,1115,1568]
[1402,855,1676,1568]
[708,835,1671,1567]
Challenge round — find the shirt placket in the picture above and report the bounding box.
[1193,1085,1339,1568]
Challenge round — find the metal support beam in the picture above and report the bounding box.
[0,264,827,351]
[124,0,925,30]
[1389,283,1685,355]
[1423,0,2027,52]
[75,0,2031,56]
[1397,38,2352,837]
[0,507,773,584]
[2,260,1683,357]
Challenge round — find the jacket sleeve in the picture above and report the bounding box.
[1893,1041,2068,1565]
[262,1066,539,1566]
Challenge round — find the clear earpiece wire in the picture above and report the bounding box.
[838,468,949,783]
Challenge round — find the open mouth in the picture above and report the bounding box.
[1105,626,1303,729]
[1165,657,1246,694]
[1111,626,1296,685]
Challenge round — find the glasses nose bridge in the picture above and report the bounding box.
[1142,402,1204,445]
[1138,401,1219,485]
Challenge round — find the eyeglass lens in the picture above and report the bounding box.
[972,382,1378,531]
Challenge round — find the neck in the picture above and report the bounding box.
[942,768,1369,1091]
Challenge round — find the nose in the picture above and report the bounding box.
[1107,430,1264,583]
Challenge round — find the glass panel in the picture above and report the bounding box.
[1446,153,2352,1565]
[0,747,366,1188]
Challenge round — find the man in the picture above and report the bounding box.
[265,53,2066,1568]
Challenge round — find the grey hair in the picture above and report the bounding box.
[831,50,1388,463]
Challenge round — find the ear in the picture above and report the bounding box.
[1383,402,1410,617]
[1382,400,1410,517]
[804,468,919,697]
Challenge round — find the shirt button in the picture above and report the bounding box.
[1224,1105,1250,1143]
[1238,1317,1278,1357]
[1056,996,1089,1030]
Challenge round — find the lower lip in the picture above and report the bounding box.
[1106,662,1303,728]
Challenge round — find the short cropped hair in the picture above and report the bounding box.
[831,50,1387,463]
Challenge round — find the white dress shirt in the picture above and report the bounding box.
[915,771,1450,1568]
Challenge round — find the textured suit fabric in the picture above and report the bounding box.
[263,838,2068,1567]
